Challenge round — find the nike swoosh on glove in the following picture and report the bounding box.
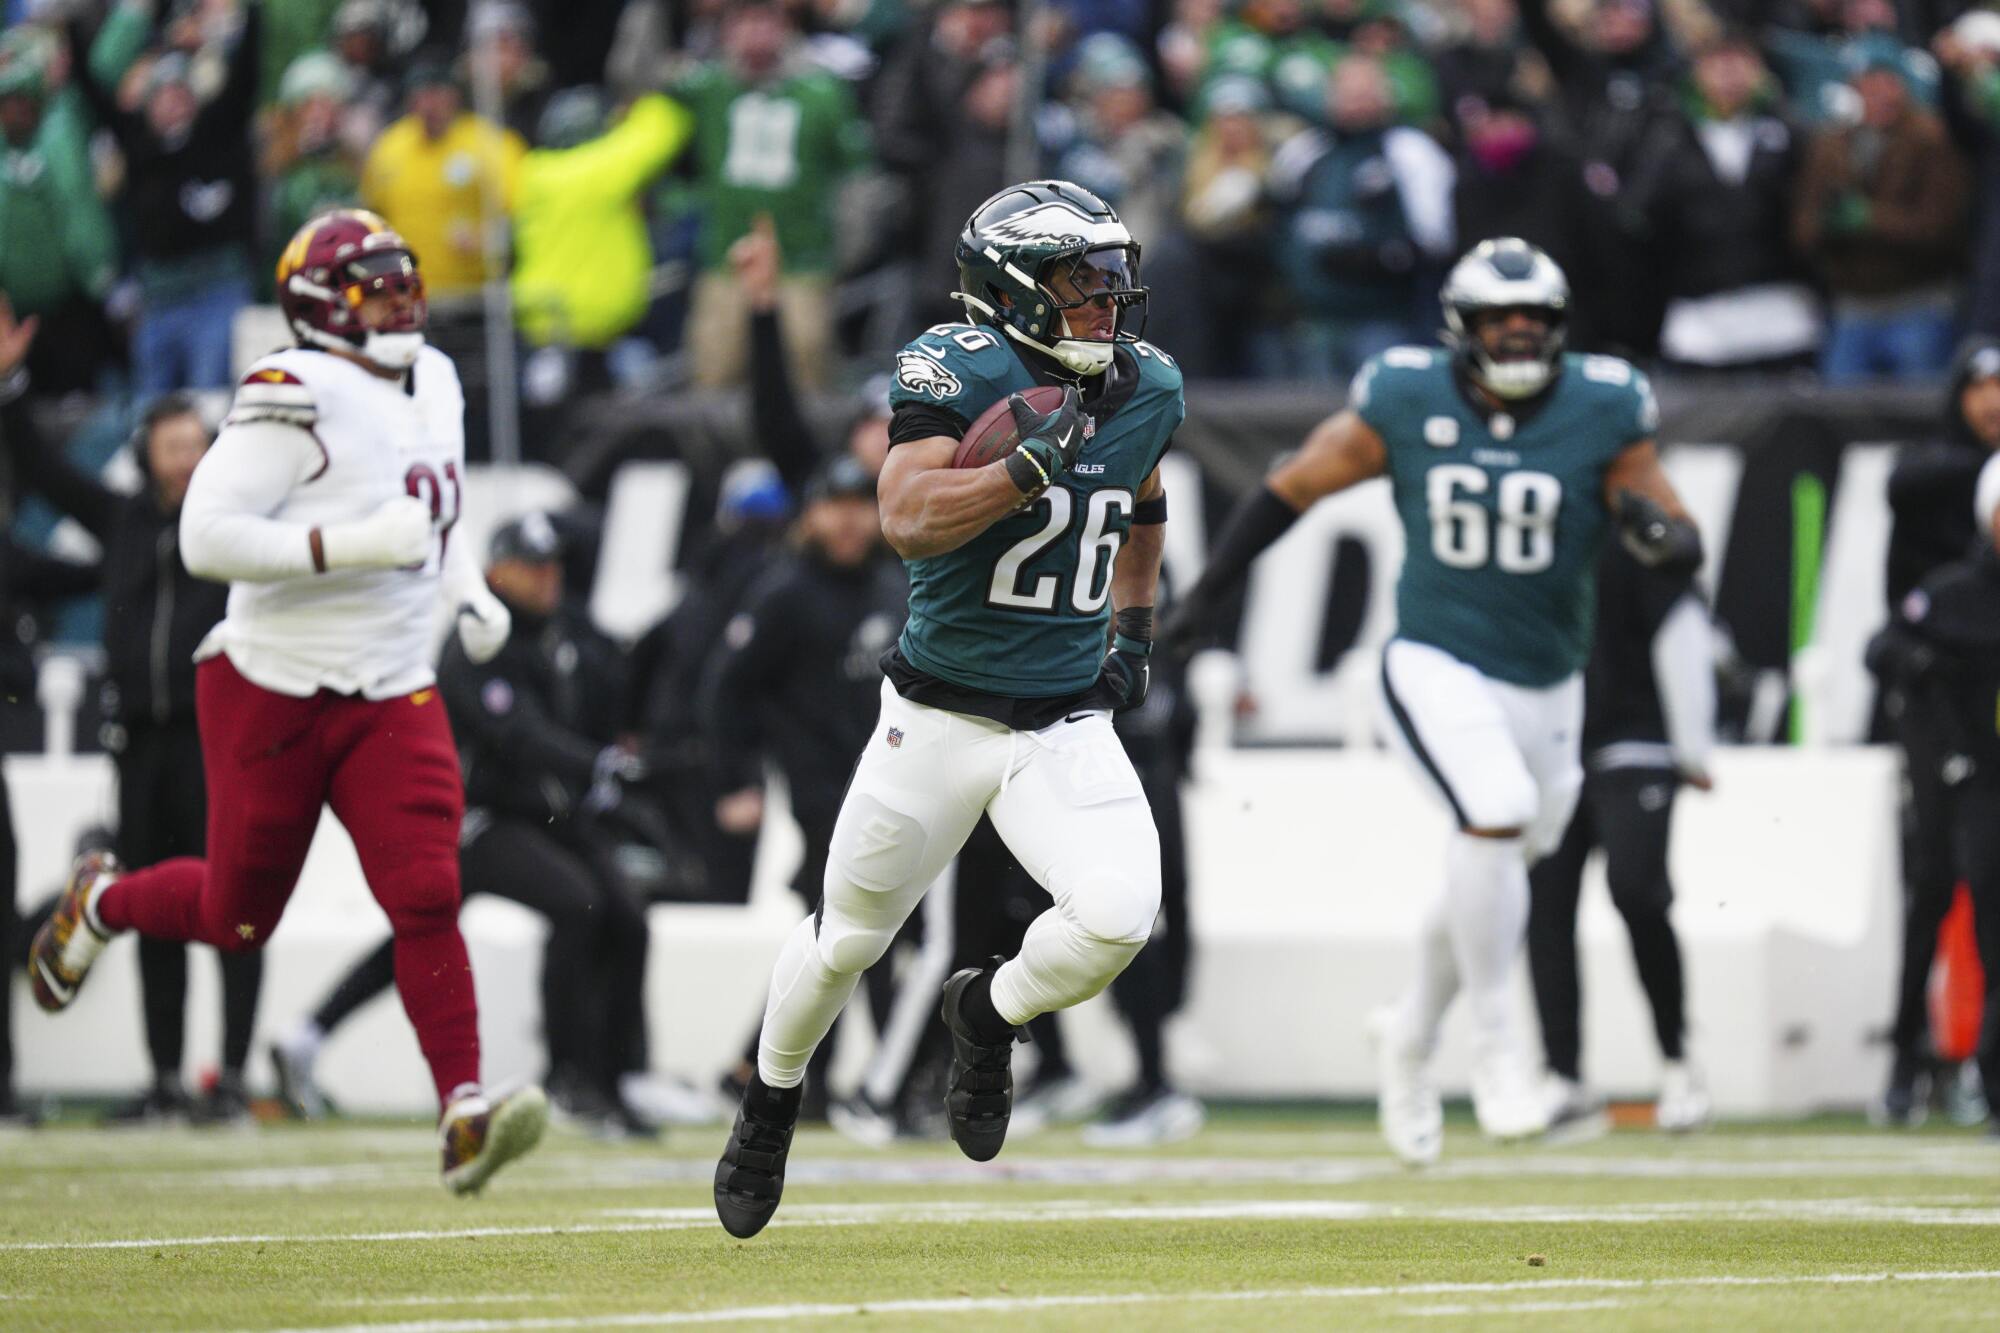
[1004,385,1085,496]
[1099,646,1149,712]
[456,588,512,664]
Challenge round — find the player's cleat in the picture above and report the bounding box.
[939,967,1020,1163]
[28,850,120,1012]
[714,1075,803,1238]
[1470,1046,1550,1143]
[1369,1008,1442,1167]
[270,1035,329,1120]
[1656,1060,1713,1134]
[439,1084,548,1196]
[1081,1085,1206,1148]
[1541,1074,1611,1145]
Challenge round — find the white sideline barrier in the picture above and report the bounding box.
[9,746,1899,1117]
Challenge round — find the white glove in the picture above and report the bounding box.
[317,496,433,571]
[455,585,511,663]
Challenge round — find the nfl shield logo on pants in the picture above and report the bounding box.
[886,727,903,748]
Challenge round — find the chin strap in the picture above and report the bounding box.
[998,322,1113,376]
[955,289,1114,377]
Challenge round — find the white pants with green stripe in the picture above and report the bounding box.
[757,679,1161,1091]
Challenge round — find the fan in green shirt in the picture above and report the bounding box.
[671,2,870,278]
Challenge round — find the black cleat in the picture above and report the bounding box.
[940,967,1020,1163]
[714,1075,802,1238]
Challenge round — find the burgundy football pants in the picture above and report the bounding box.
[97,654,479,1107]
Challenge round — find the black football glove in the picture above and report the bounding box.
[1615,489,1703,573]
[1099,606,1153,712]
[1002,385,1085,497]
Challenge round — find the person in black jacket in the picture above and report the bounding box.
[1873,336,2000,1125]
[70,3,261,395]
[96,394,260,1125]
[1529,541,1717,1136]
[1621,33,1817,372]
[1515,0,1679,357]
[1869,523,2000,1136]
[271,514,655,1135]
[703,457,908,1123]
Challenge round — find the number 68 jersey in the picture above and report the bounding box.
[199,344,466,700]
[1352,346,1658,689]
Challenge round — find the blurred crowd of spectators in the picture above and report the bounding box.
[1,0,1998,431]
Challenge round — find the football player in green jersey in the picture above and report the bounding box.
[715,181,1185,1237]
[1165,238,1700,1165]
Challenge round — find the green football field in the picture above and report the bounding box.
[4,1108,1999,1331]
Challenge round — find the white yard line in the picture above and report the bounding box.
[10,1150,2000,1196]
[14,1192,2000,1254]
[0,1222,717,1253]
[1403,1299,1628,1317]
[251,1269,2000,1333]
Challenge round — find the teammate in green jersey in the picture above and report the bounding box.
[1165,238,1700,1165]
[715,181,1183,1237]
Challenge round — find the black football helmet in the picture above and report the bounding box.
[953,180,1147,376]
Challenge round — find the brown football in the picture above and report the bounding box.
[953,385,1070,470]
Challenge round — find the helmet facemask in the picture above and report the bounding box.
[1439,237,1570,401]
[1445,302,1566,400]
[281,220,429,372]
[340,249,428,370]
[1023,244,1147,376]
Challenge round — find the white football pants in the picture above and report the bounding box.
[758,680,1161,1089]
[1378,638,1584,1061]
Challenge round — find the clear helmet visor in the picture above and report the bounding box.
[1041,244,1146,342]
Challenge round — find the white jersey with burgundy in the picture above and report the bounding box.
[189,344,466,699]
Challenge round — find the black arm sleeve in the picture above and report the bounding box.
[889,401,969,446]
[748,309,825,496]
[1188,486,1303,603]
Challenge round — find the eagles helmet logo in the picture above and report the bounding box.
[895,350,963,401]
[979,202,1094,248]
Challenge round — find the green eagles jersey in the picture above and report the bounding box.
[888,324,1184,698]
[672,63,871,275]
[1353,346,1659,687]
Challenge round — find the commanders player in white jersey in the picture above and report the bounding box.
[29,210,546,1192]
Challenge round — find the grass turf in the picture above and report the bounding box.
[2,1107,1998,1331]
